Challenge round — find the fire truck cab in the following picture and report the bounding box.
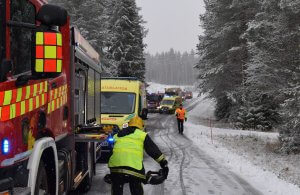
[0,1,103,194]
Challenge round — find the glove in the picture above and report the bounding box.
[185,118,187,122]
[160,160,169,179]
[104,174,112,184]
[145,171,165,185]
[162,166,169,179]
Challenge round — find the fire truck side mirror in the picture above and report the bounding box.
[0,60,12,82]
[36,4,67,26]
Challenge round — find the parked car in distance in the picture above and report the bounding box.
[184,91,193,99]
[147,93,163,112]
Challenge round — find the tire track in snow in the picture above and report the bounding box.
[151,114,187,194]
[179,148,187,195]
[151,113,174,162]
[163,115,190,195]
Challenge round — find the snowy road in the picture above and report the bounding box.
[86,101,263,195]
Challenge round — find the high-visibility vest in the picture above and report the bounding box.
[175,108,186,120]
[35,32,63,73]
[108,129,147,170]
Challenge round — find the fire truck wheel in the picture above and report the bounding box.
[34,161,49,195]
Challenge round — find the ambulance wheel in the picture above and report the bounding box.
[34,161,49,195]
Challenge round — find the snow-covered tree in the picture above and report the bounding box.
[103,0,146,80]
[196,0,258,122]
[49,0,106,52]
[49,0,146,79]
[276,0,300,153]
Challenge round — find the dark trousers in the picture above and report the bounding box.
[111,173,144,195]
[177,119,184,134]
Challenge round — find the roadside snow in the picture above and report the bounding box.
[185,123,300,195]
[185,96,300,195]
[147,82,300,194]
[187,93,215,120]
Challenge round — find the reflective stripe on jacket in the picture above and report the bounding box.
[108,129,147,170]
[175,108,186,120]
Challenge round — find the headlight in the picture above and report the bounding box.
[122,123,129,128]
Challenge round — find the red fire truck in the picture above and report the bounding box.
[0,1,105,194]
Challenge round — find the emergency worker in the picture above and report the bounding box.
[175,104,187,134]
[108,116,169,195]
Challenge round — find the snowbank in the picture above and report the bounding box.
[185,123,300,195]
[187,93,215,120]
[147,82,300,194]
[185,96,300,195]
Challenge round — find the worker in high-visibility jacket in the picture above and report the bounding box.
[108,116,169,195]
[175,104,187,134]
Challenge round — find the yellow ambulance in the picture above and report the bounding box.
[100,77,148,132]
[158,96,182,114]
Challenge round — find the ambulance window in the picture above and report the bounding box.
[10,0,35,75]
[0,1,5,63]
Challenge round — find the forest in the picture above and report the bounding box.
[196,0,300,152]
[145,49,198,85]
[49,0,300,153]
[49,0,147,81]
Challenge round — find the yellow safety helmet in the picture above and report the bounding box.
[128,116,144,130]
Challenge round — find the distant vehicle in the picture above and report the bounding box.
[100,77,148,161]
[181,91,186,100]
[165,88,184,99]
[147,93,163,112]
[159,96,182,114]
[184,91,193,99]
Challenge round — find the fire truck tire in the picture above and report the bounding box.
[34,161,49,195]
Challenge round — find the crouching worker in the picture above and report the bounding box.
[108,116,169,195]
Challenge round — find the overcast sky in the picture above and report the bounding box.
[136,0,205,54]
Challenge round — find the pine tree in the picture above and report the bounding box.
[104,0,146,81]
[49,0,105,52]
[196,0,259,122]
[276,0,300,153]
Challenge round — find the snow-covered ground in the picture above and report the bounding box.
[149,82,300,194]
[183,88,300,194]
[86,82,300,195]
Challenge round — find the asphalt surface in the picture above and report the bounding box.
[86,100,263,195]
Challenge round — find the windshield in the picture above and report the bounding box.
[147,95,160,102]
[161,100,174,105]
[165,92,177,96]
[0,0,5,63]
[101,92,136,114]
